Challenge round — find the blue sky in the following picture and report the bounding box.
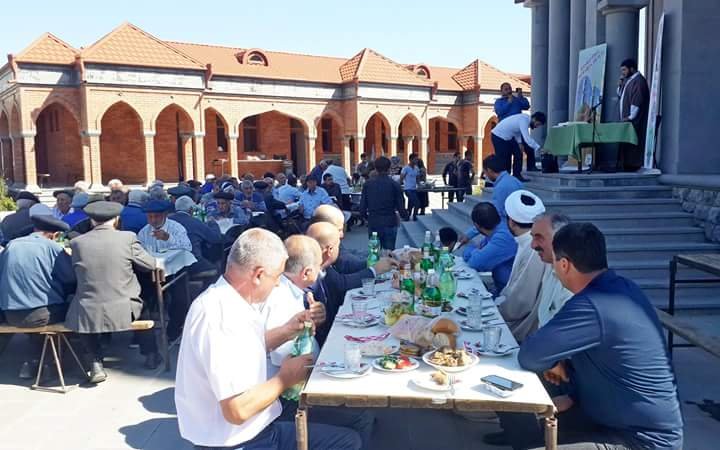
[1,0,531,74]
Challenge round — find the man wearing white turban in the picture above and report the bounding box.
[496,189,547,341]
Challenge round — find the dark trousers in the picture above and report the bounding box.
[498,406,643,450]
[522,142,537,171]
[492,134,523,177]
[279,399,374,450]
[1,304,68,357]
[456,183,471,202]
[405,190,420,217]
[368,224,398,250]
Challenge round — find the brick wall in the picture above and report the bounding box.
[154,107,193,182]
[203,110,230,177]
[35,105,83,185]
[674,186,720,243]
[238,160,284,179]
[100,103,146,184]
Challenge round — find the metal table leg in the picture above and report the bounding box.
[154,269,170,372]
[543,409,558,450]
[295,405,309,450]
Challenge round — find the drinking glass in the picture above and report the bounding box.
[344,342,362,372]
[351,298,369,322]
[467,294,484,329]
[482,326,502,352]
[361,278,376,296]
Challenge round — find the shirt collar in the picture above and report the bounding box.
[280,274,305,301]
[514,229,532,245]
[214,275,264,318]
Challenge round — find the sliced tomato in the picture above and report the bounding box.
[396,356,412,369]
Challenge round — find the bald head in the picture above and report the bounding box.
[306,222,341,268]
[312,204,345,238]
[284,235,323,288]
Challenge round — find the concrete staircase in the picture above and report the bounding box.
[397,172,720,310]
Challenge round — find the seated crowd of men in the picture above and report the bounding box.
[0,150,684,449]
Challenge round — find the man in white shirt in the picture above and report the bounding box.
[322,160,352,210]
[530,212,573,328]
[497,190,547,342]
[175,228,361,450]
[400,153,421,220]
[491,112,546,181]
[137,200,192,253]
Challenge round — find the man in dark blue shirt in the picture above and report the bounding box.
[494,82,530,121]
[359,156,406,250]
[490,223,683,450]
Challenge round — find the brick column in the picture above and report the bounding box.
[10,136,25,186]
[403,136,414,164]
[306,136,317,174]
[82,130,103,189]
[474,136,483,183]
[0,139,5,181]
[418,136,428,166]
[389,136,398,157]
[180,133,194,181]
[342,136,352,174]
[21,132,39,191]
[228,133,239,178]
[143,131,156,185]
[354,136,364,167]
[193,132,206,181]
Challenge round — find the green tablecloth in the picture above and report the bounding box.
[544,122,638,159]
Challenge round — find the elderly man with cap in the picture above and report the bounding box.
[169,196,223,271]
[107,179,124,192]
[168,183,196,203]
[66,201,159,381]
[496,190,547,342]
[52,190,74,220]
[137,199,192,254]
[235,180,267,213]
[120,190,149,234]
[0,214,76,377]
[62,192,90,228]
[1,191,39,244]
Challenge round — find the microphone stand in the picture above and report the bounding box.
[587,98,603,174]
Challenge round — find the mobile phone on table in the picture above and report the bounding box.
[481,375,523,391]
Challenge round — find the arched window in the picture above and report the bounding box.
[417,68,428,77]
[415,65,431,79]
[248,53,265,65]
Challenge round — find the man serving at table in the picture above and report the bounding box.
[174,229,361,450]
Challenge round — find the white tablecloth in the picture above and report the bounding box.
[151,249,197,276]
[302,258,554,411]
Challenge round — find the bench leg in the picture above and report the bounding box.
[32,335,51,388]
[47,335,67,392]
[60,333,87,376]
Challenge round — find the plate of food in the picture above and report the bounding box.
[360,342,400,357]
[422,347,478,373]
[412,371,452,392]
[455,307,496,318]
[320,363,372,379]
[473,343,519,357]
[459,319,488,332]
[337,314,381,328]
[372,355,420,373]
[456,289,493,299]
[383,302,412,327]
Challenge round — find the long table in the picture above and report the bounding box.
[297,259,557,449]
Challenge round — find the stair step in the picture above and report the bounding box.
[523,183,674,200]
[524,172,661,187]
[606,243,720,262]
[599,227,707,244]
[610,260,715,279]
[634,279,720,309]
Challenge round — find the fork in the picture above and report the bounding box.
[448,373,457,397]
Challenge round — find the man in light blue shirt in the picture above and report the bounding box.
[298,176,333,220]
[462,202,517,292]
[400,153,421,220]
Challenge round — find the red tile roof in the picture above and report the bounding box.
[15,33,78,65]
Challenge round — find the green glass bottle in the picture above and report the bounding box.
[438,246,454,274]
[422,269,443,317]
[369,231,380,254]
[282,321,314,401]
[400,264,416,313]
[420,249,434,273]
[422,230,432,255]
[432,231,442,263]
[366,249,379,268]
[439,266,456,304]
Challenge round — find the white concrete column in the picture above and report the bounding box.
[569,0,587,118]
[403,136,414,164]
[474,136,483,183]
[418,136,428,166]
[306,136,317,174]
[143,131,156,184]
[585,0,606,47]
[193,131,206,181]
[85,131,103,189]
[354,136,364,167]
[21,131,39,191]
[342,136,352,174]
[0,139,5,181]
[547,0,571,126]
[526,0,549,142]
[228,133,239,178]
[389,136,398,157]
[599,0,645,122]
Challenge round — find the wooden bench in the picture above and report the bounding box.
[0,320,154,393]
[656,309,720,359]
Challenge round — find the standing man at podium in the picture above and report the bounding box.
[617,58,650,172]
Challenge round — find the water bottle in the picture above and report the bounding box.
[422,269,443,317]
[439,266,456,304]
[432,231,442,263]
[367,248,379,268]
[422,230,432,255]
[281,321,314,401]
[369,231,380,253]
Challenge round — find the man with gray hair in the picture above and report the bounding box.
[530,212,573,328]
[175,229,361,450]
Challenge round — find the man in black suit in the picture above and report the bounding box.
[306,222,395,345]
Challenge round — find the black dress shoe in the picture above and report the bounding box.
[482,431,509,446]
[88,361,107,384]
[144,353,163,370]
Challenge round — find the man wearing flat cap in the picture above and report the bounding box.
[168,184,196,203]
[497,190,547,342]
[65,201,158,381]
[0,191,39,245]
[52,190,74,220]
[137,200,192,254]
[62,192,91,229]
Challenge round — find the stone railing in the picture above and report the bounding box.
[667,180,720,244]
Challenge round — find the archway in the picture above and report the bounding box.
[0,110,12,183]
[239,111,309,177]
[100,102,146,184]
[428,117,461,174]
[154,104,194,182]
[34,103,82,186]
[315,113,343,166]
[398,114,422,164]
[363,112,390,159]
[203,108,230,177]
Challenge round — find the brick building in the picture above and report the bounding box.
[0,22,530,190]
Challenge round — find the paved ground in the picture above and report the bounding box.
[1,191,719,449]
